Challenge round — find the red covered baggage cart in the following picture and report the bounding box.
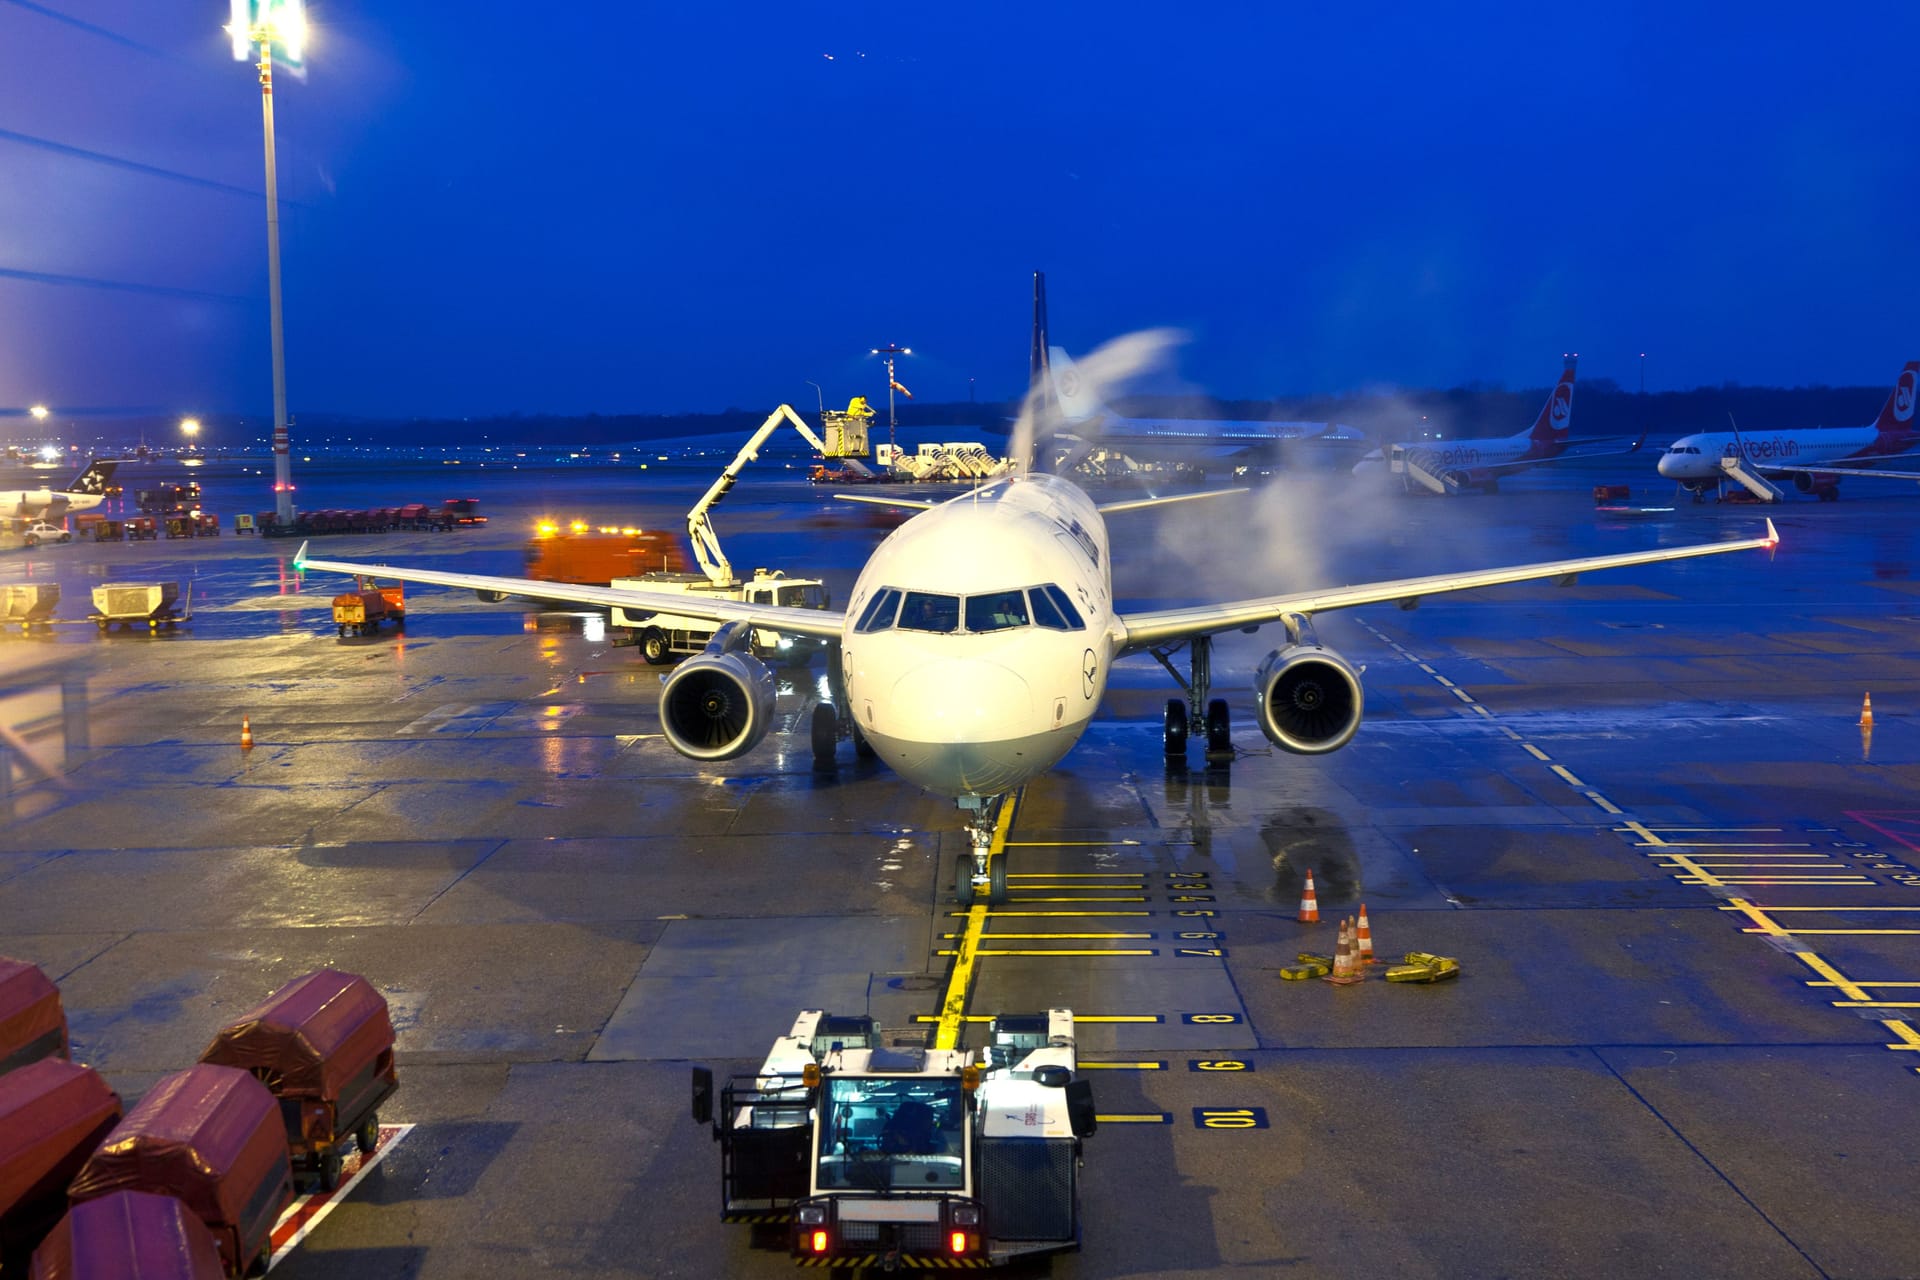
[30,1190,225,1280]
[199,969,398,1191]
[68,1064,293,1279]
[0,1061,122,1272]
[0,957,68,1077]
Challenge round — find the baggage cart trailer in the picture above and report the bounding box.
[0,957,67,1076]
[692,1009,1096,1269]
[29,1189,226,1280]
[199,968,398,1191]
[88,582,189,633]
[69,1063,293,1279]
[0,1060,122,1272]
[2,585,60,632]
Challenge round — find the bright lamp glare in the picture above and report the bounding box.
[29,404,49,421]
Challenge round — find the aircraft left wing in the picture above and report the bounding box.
[1113,520,1777,654]
[294,544,847,640]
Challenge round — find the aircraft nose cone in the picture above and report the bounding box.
[889,660,1034,742]
[1656,452,1678,477]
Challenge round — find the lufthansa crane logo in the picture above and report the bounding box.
[1549,384,1572,431]
[1082,648,1098,698]
[1896,370,1916,423]
[1059,367,1082,399]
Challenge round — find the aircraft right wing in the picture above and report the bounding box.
[1112,521,1777,654]
[294,544,847,640]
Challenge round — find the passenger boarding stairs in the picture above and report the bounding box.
[1716,455,1784,502]
[1390,445,1465,495]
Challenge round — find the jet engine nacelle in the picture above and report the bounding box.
[659,627,776,761]
[1253,644,1364,755]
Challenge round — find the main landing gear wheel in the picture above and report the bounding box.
[1205,698,1232,762]
[810,703,838,766]
[1163,698,1188,757]
[852,722,876,759]
[640,627,671,666]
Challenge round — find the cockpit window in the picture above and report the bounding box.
[855,588,902,634]
[898,592,961,634]
[1030,584,1084,630]
[965,590,1029,633]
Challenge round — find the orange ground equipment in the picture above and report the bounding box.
[1298,870,1320,924]
[1356,904,1375,965]
[68,1064,293,1279]
[332,576,405,638]
[0,1061,123,1273]
[239,717,254,750]
[1860,693,1875,727]
[0,957,68,1077]
[199,969,398,1191]
[525,521,689,586]
[1325,919,1365,985]
[29,1190,225,1280]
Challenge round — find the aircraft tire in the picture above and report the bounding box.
[810,703,838,766]
[956,865,977,906]
[852,722,876,758]
[1163,699,1188,757]
[640,627,671,665]
[989,858,1008,904]
[1205,698,1232,759]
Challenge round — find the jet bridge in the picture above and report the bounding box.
[1716,455,1785,503]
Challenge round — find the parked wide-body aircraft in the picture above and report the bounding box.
[1656,361,1920,499]
[0,459,120,521]
[299,452,1777,902]
[1046,345,1339,448]
[1351,356,1638,494]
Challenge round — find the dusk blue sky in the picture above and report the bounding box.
[3,2,1917,419]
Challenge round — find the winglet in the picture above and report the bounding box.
[1763,518,1780,552]
[293,539,310,570]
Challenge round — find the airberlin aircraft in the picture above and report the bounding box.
[1656,361,1920,499]
[299,456,1776,902]
[1351,356,1640,494]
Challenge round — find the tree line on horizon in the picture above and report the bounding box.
[35,377,1908,449]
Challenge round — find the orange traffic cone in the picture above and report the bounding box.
[240,716,254,750]
[1356,904,1375,965]
[1326,918,1364,985]
[1298,870,1320,924]
[1860,693,1875,728]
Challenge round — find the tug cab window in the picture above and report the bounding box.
[898,592,961,634]
[855,588,902,634]
[965,589,1029,633]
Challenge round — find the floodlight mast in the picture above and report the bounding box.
[230,4,302,523]
[871,343,911,475]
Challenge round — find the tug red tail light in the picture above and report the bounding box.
[809,1230,830,1254]
[950,1231,969,1254]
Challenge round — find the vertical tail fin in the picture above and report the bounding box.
[64,458,119,496]
[1030,272,1050,392]
[1047,347,1107,425]
[1521,355,1577,453]
[1873,361,1919,439]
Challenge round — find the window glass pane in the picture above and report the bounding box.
[1028,586,1069,630]
[1044,584,1085,630]
[965,590,1029,633]
[855,588,900,634]
[897,592,960,633]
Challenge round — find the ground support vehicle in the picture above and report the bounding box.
[29,1189,227,1280]
[331,578,405,638]
[199,968,398,1192]
[0,1060,122,1272]
[612,570,831,666]
[2,585,61,632]
[0,957,68,1074]
[526,522,689,586]
[20,523,69,548]
[89,582,189,633]
[692,1009,1096,1270]
[69,1063,294,1278]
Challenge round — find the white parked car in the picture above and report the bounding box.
[23,521,72,546]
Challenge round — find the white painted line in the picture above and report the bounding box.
[268,1123,415,1267]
